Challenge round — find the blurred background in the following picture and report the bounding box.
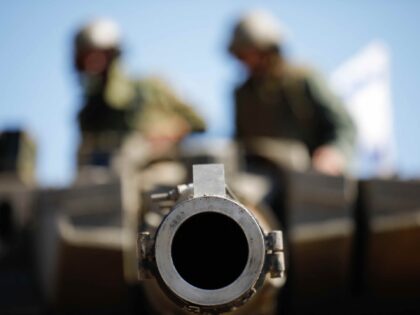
[2,2,420,315]
[1,0,420,186]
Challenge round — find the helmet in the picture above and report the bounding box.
[228,10,283,54]
[74,18,121,52]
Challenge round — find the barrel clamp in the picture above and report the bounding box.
[265,231,285,278]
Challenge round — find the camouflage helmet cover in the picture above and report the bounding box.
[229,10,283,54]
[74,18,121,52]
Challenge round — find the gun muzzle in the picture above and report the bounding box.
[138,165,285,314]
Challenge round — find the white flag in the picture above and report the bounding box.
[331,41,396,178]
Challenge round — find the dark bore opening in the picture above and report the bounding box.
[171,212,249,290]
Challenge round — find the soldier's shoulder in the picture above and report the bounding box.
[135,75,188,111]
[282,63,317,81]
[137,76,174,93]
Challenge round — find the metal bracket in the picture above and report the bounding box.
[138,231,154,280]
[193,164,226,197]
[265,231,285,278]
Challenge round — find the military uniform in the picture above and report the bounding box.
[77,60,206,166]
[234,58,355,166]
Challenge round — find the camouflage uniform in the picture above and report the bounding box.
[77,60,206,166]
[234,58,355,165]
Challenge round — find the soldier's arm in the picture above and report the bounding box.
[171,100,207,133]
[304,71,356,166]
[140,78,207,133]
[233,84,248,140]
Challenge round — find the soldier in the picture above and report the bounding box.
[74,18,206,167]
[228,10,355,176]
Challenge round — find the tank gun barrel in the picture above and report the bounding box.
[137,164,285,314]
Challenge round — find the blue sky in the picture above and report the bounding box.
[1,1,420,186]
